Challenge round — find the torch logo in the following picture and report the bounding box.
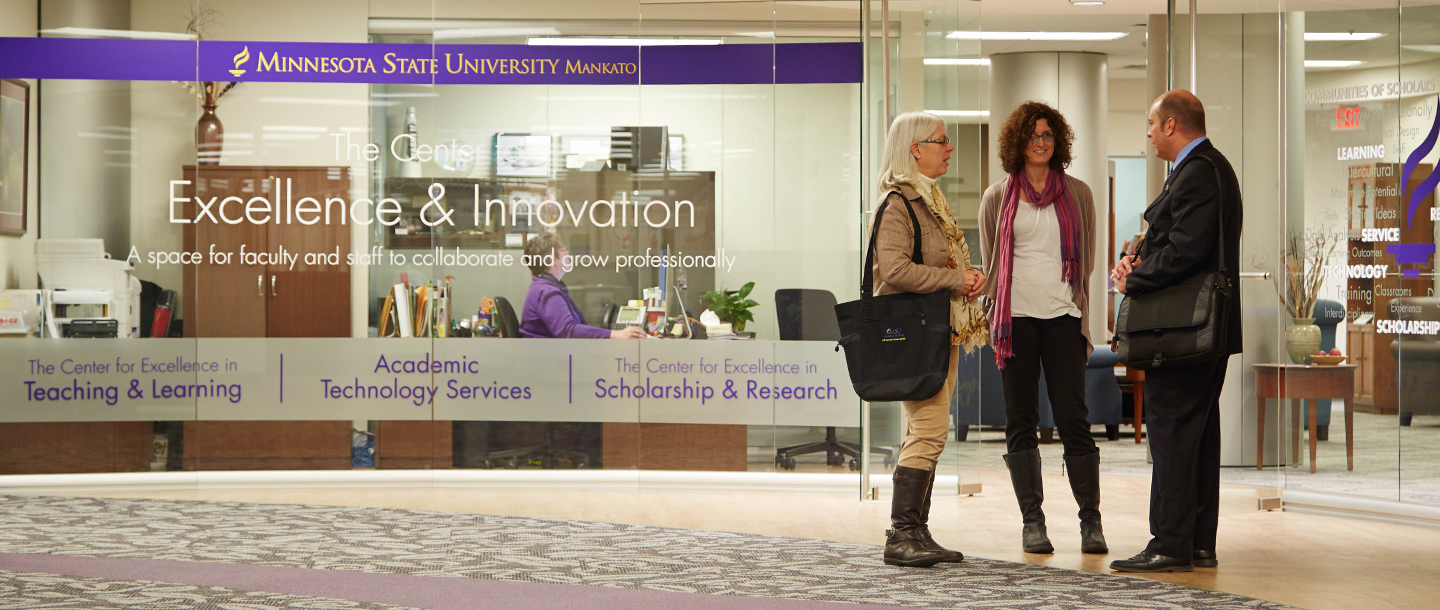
[230,46,250,77]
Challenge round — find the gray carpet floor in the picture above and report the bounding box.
[0,495,1298,609]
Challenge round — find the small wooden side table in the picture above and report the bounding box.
[1253,364,1357,473]
[1116,366,1145,443]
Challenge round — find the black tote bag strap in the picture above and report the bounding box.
[861,191,926,299]
[1134,156,1229,276]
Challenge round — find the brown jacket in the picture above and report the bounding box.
[978,175,1097,355]
[870,185,969,297]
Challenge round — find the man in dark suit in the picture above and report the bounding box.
[1109,89,1243,573]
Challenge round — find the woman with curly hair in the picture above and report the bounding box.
[979,101,1104,556]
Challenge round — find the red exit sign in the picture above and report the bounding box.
[1337,107,1361,129]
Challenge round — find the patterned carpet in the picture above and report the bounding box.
[0,495,1297,609]
[0,569,414,610]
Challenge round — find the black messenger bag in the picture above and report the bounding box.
[834,193,954,402]
[1114,159,1232,370]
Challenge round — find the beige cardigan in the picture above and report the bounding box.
[870,185,969,298]
[978,175,1097,355]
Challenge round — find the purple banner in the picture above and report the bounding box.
[0,38,859,85]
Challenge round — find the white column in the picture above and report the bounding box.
[39,0,132,260]
[988,52,1111,344]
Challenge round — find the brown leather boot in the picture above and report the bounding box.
[918,468,963,562]
[883,465,946,567]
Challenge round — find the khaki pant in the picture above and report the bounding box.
[897,346,960,471]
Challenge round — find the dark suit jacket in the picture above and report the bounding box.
[1126,138,1244,355]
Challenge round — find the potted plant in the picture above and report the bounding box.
[701,282,758,333]
[1274,229,1338,364]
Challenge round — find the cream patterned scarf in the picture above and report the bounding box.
[909,175,990,352]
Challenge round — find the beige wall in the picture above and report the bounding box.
[1107,77,1149,156]
[0,0,38,289]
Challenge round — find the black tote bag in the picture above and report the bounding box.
[1113,158,1233,370]
[834,193,954,402]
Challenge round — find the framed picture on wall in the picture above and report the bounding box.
[0,79,28,236]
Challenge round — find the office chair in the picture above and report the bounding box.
[493,296,521,338]
[475,295,595,468]
[601,302,619,329]
[773,288,895,471]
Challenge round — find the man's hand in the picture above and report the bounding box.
[1111,255,1140,295]
[610,326,647,339]
[963,269,988,299]
[1111,254,1140,281]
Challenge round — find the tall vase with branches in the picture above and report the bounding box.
[173,9,239,165]
[1274,229,1339,363]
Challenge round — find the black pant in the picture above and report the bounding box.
[999,315,1097,457]
[1144,356,1228,558]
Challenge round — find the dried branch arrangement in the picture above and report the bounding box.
[175,80,238,102]
[1274,228,1339,320]
[171,7,238,104]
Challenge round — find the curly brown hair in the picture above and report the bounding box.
[997,101,1075,175]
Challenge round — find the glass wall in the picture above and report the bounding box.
[5,0,1440,518]
[1,0,865,490]
[1290,0,1440,506]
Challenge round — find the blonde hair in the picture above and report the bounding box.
[876,111,946,194]
[524,232,564,276]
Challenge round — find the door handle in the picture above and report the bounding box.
[257,275,263,297]
[271,275,277,296]
[1240,272,1271,280]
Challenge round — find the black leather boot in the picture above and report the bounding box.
[1064,449,1108,554]
[918,469,964,563]
[884,465,946,567]
[1004,448,1053,554]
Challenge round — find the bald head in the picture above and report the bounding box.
[1153,89,1206,136]
[1146,89,1206,162]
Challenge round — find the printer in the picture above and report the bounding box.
[36,238,141,338]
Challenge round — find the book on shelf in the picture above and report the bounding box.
[393,282,413,337]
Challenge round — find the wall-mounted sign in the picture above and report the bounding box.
[1336,107,1362,129]
[0,38,861,86]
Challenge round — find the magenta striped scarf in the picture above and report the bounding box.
[991,171,1083,369]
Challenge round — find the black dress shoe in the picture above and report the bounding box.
[1109,551,1193,573]
[1193,550,1217,568]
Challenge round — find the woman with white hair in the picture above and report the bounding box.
[873,111,990,568]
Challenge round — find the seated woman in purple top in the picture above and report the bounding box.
[519,233,647,340]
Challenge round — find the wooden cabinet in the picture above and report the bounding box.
[1348,324,1393,413]
[181,166,351,338]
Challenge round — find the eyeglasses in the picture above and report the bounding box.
[1028,133,1055,146]
[919,137,951,145]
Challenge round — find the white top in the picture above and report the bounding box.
[1011,198,1081,319]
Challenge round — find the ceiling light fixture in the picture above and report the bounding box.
[528,37,722,46]
[39,27,195,40]
[1071,1,1106,5]
[924,58,991,66]
[948,31,1127,41]
[1304,32,1384,42]
[434,27,560,40]
[926,110,990,117]
[1304,60,1365,68]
